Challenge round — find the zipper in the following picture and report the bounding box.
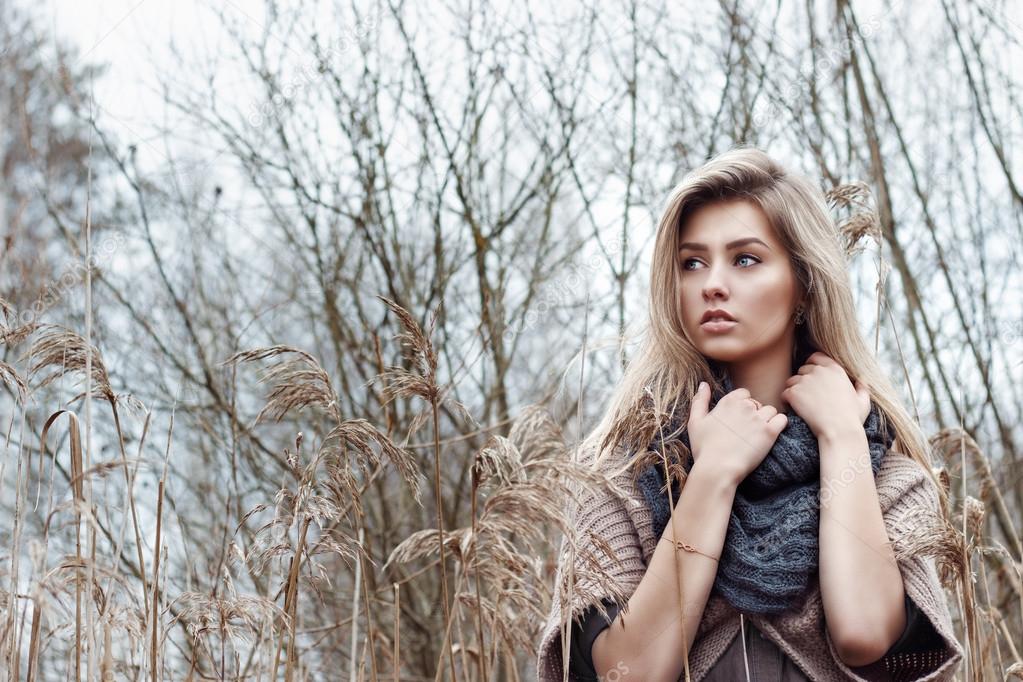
[740,613,752,681]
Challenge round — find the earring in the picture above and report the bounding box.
[794,304,805,325]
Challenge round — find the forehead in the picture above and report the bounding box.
[678,199,778,246]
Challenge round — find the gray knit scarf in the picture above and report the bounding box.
[635,362,893,615]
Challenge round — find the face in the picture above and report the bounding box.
[676,199,802,364]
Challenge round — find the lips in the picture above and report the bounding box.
[700,309,736,323]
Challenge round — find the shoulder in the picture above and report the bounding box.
[876,442,935,497]
[567,444,648,524]
[875,447,947,537]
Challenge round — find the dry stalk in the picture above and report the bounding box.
[375,295,459,682]
[393,583,400,682]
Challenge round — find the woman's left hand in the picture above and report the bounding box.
[782,352,871,440]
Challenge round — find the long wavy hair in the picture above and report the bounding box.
[582,145,943,500]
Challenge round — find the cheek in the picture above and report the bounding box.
[746,268,797,315]
[680,285,703,324]
[744,282,797,337]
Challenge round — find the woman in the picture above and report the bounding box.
[536,147,964,681]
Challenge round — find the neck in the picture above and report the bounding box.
[722,340,804,414]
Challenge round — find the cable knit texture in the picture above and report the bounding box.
[636,371,892,614]
[535,436,965,681]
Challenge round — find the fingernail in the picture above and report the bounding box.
[698,381,706,391]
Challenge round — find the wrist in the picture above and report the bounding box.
[817,423,865,447]
[689,456,741,492]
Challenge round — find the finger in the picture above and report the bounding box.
[767,412,788,432]
[808,351,834,366]
[688,381,709,422]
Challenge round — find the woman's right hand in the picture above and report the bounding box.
[687,381,788,487]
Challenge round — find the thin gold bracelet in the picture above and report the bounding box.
[660,535,720,562]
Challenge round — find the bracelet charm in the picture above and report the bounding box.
[660,535,720,562]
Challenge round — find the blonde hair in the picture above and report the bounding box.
[583,145,943,499]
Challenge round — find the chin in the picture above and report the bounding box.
[696,340,750,363]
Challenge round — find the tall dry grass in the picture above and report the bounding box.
[0,287,627,679]
[2,293,1020,680]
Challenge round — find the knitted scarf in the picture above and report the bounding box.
[635,365,894,615]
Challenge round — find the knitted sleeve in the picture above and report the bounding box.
[824,454,965,682]
[534,448,648,682]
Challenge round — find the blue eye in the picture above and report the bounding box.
[681,254,760,270]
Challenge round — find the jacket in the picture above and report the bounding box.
[535,443,964,681]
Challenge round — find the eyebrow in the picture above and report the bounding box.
[677,237,772,252]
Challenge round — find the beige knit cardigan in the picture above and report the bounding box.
[536,443,965,681]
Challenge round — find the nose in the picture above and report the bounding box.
[701,262,729,301]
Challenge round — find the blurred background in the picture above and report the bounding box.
[1,0,1021,679]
